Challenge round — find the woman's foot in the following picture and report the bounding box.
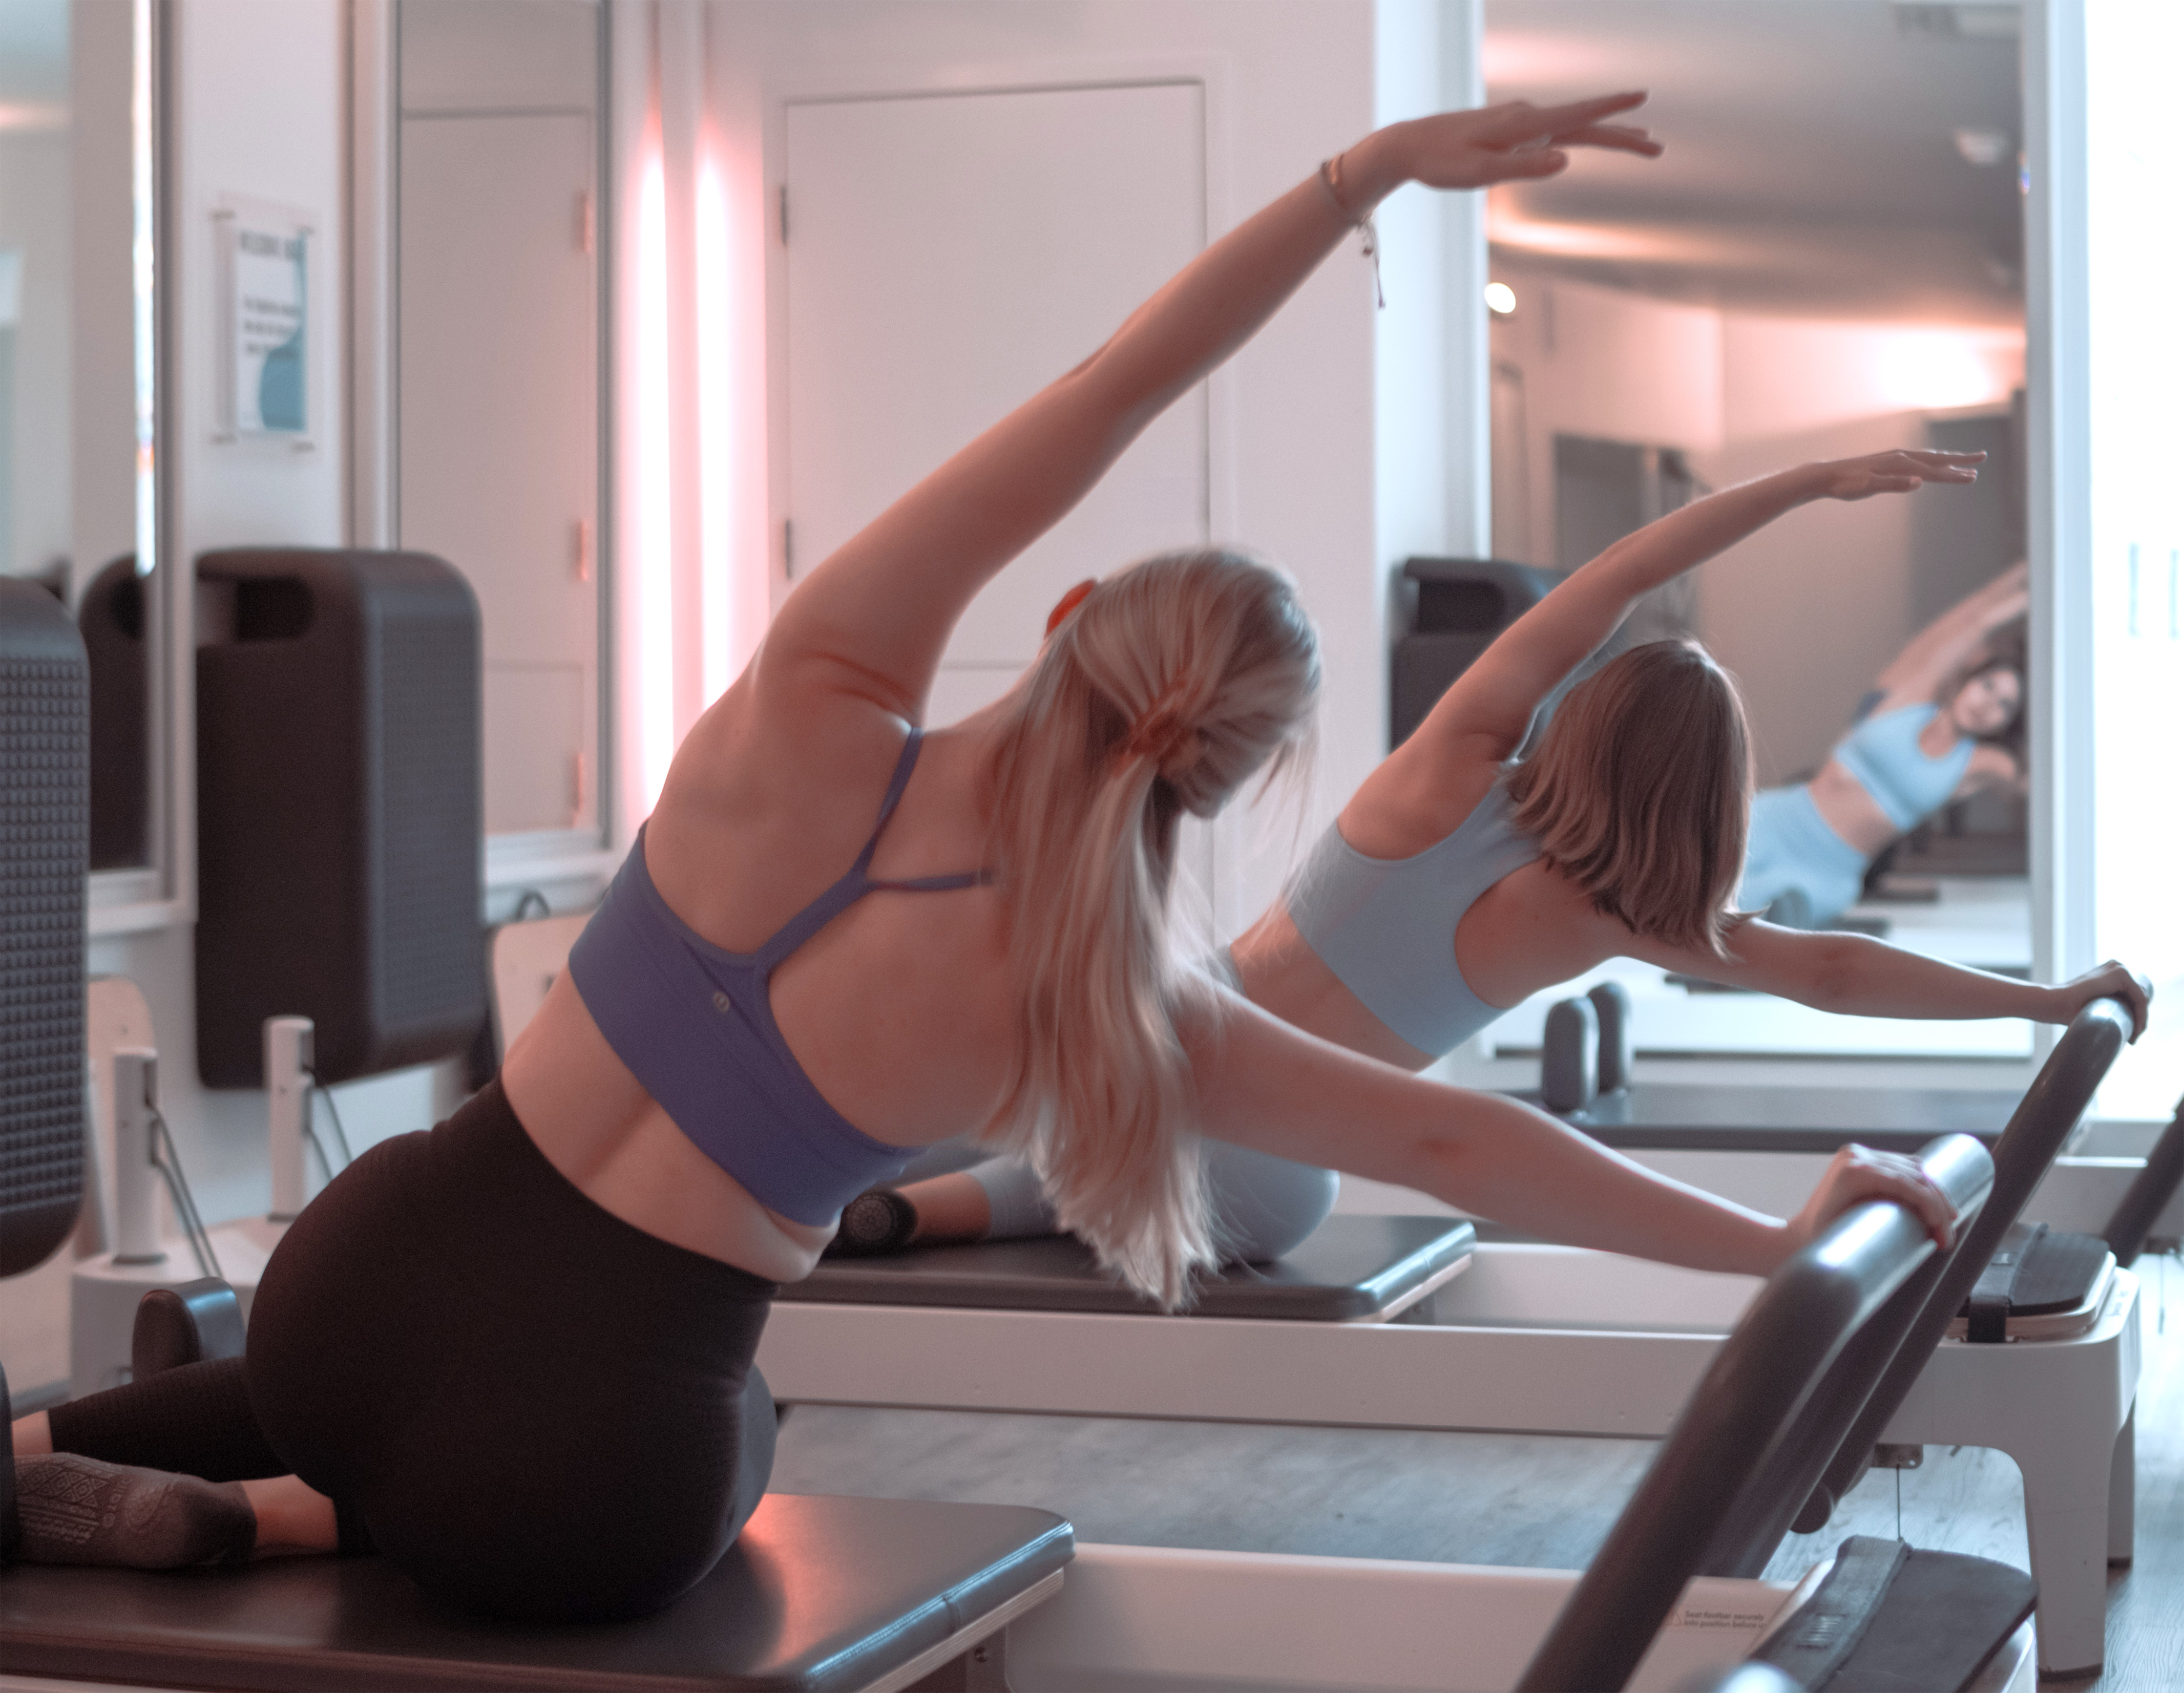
[824,1171,1001,1257]
[131,1281,247,1381]
[13,1453,257,1569]
[825,1188,919,1257]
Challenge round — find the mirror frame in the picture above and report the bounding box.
[84,0,178,934]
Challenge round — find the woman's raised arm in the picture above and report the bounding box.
[1374,450,1986,803]
[1872,560,2029,706]
[760,95,1664,720]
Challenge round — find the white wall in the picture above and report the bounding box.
[1485,265,1725,568]
[687,0,1473,935]
[1484,262,2026,782]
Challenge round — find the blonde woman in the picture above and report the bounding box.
[864,464,2143,1259]
[9,96,1951,1621]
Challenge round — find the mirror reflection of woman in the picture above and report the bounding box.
[1740,564,2028,930]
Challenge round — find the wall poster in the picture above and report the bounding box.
[215,199,313,441]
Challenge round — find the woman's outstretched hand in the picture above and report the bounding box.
[1377,92,1663,193]
[1813,449,1986,501]
[2048,963,2153,1041]
[1784,1143,1960,1260]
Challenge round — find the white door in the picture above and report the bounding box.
[783,82,1207,727]
[401,110,599,837]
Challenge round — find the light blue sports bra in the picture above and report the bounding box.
[567,732,989,1226]
[1831,704,1974,833]
[1286,779,1541,1057]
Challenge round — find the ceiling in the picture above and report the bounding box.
[1484,0,2025,325]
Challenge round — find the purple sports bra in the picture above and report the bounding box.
[567,731,988,1225]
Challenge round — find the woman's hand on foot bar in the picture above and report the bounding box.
[2048,963,2153,1041]
[1787,1142,1960,1257]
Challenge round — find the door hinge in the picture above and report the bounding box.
[573,518,592,583]
[784,519,794,573]
[577,190,595,255]
[779,183,789,245]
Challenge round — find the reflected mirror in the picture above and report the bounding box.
[0,0,160,877]
[1481,0,2028,1057]
[394,0,604,851]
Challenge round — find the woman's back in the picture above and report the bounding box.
[503,687,1020,1283]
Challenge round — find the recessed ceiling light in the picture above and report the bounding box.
[1954,128,2012,166]
[1484,283,1517,315]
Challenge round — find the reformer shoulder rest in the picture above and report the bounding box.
[780,1214,1476,1321]
[1948,1219,2115,1343]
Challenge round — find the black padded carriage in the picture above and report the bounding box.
[1523,1079,2014,1154]
[0,1493,1070,1692]
[782,1214,1476,1321]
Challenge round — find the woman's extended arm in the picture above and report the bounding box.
[1629,925,2151,1040]
[1374,450,1986,802]
[1185,993,1956,1276]
[1872,561,2029,706]
[1955,744,2026,799]
[761,95,1664,718]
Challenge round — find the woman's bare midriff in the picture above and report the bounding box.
[501,974,837,1283]
[1805,758,1900,858]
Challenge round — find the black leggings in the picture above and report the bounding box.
[48,1079,779,1622]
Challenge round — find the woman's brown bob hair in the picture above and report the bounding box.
[1505,640,1752,959]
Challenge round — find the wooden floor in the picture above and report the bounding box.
[773,1253,2184,1689]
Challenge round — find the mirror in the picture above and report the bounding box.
[1483,0,2028,1057]
[394,0,604,852]
[0,0,161,878]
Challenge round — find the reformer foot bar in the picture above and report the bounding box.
[1479,1073,2184,1246]
[759,1000,2139,1677]
[1,1137,2021,1692]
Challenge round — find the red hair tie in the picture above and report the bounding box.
[1045,578,1098,637]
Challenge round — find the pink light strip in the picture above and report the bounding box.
[696,153,734,707]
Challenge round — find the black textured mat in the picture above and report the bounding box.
[1791,1547,2035,1691]
[1752,1536,1906,1688]
[782,1214,1476,1320]
[0,1493,1072,1692]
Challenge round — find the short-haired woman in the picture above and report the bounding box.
[9,97,1962,1619]
[856,464,2140,1260]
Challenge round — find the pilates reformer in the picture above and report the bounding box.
[757,998,2141,1678]
[467,914,2143,1676]
[0,1135,2027,1691]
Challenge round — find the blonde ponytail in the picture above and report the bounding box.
[981,550,1318,1306]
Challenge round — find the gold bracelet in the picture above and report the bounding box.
[1317,153,1384,309]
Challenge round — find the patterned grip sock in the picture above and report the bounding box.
[14,1453,257,1568]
